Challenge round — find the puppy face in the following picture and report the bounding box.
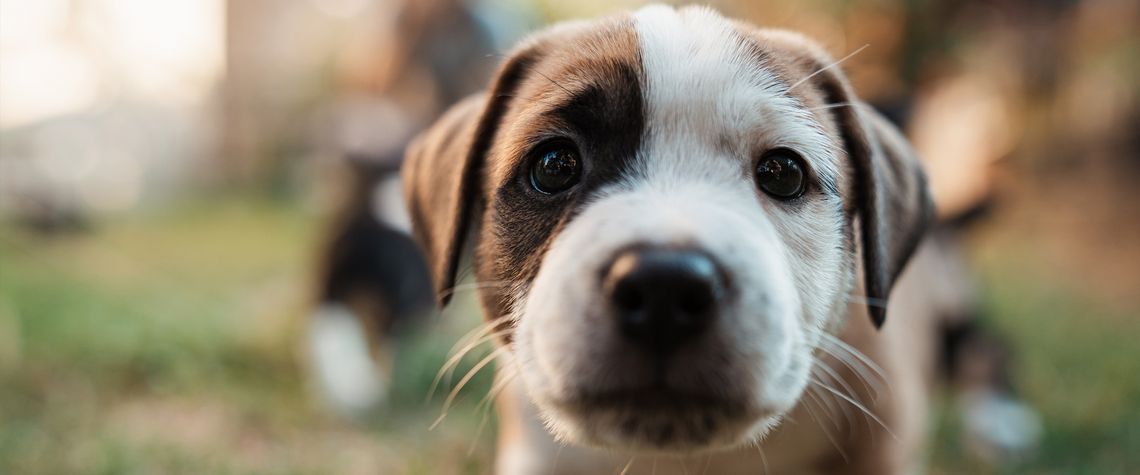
[404,5,931,453]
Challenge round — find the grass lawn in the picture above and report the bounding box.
[1,194,1136,474]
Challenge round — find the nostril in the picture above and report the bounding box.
[677,285,714,316]
[613,279,645,312]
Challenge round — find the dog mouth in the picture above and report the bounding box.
[567,386,741,413]
[549,385,766,451]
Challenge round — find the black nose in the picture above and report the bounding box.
[604,247,725,353]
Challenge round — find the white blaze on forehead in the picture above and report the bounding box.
[631,5,839,183]
[630,5,849,330]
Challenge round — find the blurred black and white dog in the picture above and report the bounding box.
[308,156,434,414]
[304,0,500,416]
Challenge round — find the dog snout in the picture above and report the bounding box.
[603,247,726,353]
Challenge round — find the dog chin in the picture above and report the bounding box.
[538,392,785,453]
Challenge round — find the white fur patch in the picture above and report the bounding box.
[511,5,853,450]
[960,389,1043,461]
[372,174,412,233]
[631,4,850,333]
[632,5,841,187]
[308,304,389,416]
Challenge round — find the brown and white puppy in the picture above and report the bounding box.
[405,5,936,474]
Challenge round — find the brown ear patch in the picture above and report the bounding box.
[741,29,934,327]
[403,17,646,316]
[816,66,934,328]
[476,18,646,322]
[403,47,541,305]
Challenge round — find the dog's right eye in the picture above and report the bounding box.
[530,142,582,194]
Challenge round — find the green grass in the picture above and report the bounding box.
[0,195,495,474]
[928,249,1140,475]
[0,194,1136,474]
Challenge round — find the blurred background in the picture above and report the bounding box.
[1,0,1137,473]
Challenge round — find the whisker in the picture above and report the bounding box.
[815,359,886,441]
[468,367,519,456]
[431,346,508,430]
[810,362,856,431]
[436,280,522,301]
[447,322,496,358]
[427,327,511,402]
[477,366,518,412]
[813,358,866,412]
[809,101,857,111]
[802,390,849,462]
[815,341,883,403]
[438,338,497,401]
[845,294,891,309]
[808,329,890,388]
[453,264,477,289]
[754,442,770,474]
[804,382,842,431]
[809,380,899,441]
[698,454,712,475]
[548,443,565,475]
[534,69,574,96]
[618,458,635,475]
[788,44,870,91]
[467,414,490,456]
[808,376,867,443]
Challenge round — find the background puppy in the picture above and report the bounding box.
[308,157,435,416]
[404,5,937,473]
[305,0,498,417]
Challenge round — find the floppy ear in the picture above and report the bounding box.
[767,44,934,328]
[741,29,934,327]
[402,49,538,305]
[813,68,935,328]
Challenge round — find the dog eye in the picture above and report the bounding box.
[530,142,582,194]
[755,148,806,200]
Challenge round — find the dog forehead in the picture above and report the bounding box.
[486,6,845,192]
[632,6,839,169]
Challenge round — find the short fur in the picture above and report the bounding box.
[404,5,935,474]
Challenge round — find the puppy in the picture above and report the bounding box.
[308,158,435,416]
[404,5,937,474]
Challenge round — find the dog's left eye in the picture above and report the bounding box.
[530,142,582,194]
[755,148,807,200]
